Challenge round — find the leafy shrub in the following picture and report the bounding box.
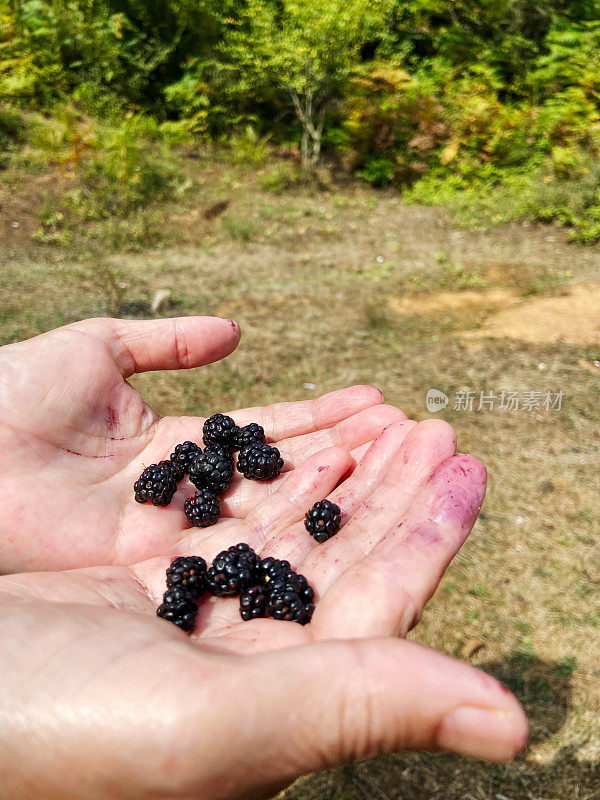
[77,115,180,217]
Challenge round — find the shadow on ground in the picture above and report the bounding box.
[281,657,599,800]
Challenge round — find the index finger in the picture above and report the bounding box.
[229,385,386,440]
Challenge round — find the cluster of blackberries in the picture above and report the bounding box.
[157,545,315,633]
[133,413,284,528]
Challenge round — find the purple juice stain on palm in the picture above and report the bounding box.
[106,406,119,431]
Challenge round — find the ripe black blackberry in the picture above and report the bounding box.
[170,441,202,475]
[156,587,198,633]
[184,489,220,527]
[266,574,315,625]
[166,556,207,598]
[257,556,291,586]
[239,585,268,621]
[237,443,284,481]
[206,543,260,597]
[134,463,178,506]
[189,449,234,495]
[234,422,266,450]
[203,414,239,448]
[304,499,342,543]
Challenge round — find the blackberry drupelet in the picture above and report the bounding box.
[170,441,202,475]
[166,556,207,598]
[239,585,268,621]
[234,422,266,450]
[189,449,234,495]
[206,543,260,597]
[304,499,342,543]
[203,414,239,448]
[237,443,284,481]
[156,587,198,633]
[134,462,178,506]
[184,489,221,527]
[266,573,315,625]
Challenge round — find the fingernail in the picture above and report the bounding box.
[436,706,528,762]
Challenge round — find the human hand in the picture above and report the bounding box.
[0,432,528,799]
[0,316,397,572]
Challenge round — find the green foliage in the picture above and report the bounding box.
[74,114,180,217]
[4,0,600,241]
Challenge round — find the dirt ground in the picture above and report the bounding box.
[1,156,599,799]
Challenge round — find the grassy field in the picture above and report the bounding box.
[1,152,599,799]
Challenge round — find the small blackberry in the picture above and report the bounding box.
[266,574,315,625]
[170,441,202,475]
[166,556,207,598]
[239,585,268,621]
[257,557,291,586]
[134,463,178,506]
[304,500,342,543]
[234,423,266,450]
[206,543,260,597]
[189,449,234,495]
[184,489,220,527]
[156,587,198,633]
[203,414,239,449]
[237,443,284,481]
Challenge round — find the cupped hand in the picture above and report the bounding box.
[0,428,528,799]
[0,316,397,572]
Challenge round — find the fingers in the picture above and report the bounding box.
[212,638,528,797]
[242,447,352,549]
[175,447,351,560]
[302,419,457,588]
[103,316,241,377]
[313,454,487,639]
[275,403,406,466]
[262,421,417,566]
[230,385,385,440]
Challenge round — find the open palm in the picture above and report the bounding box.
[0,316,398,572]
[0,427,527,799]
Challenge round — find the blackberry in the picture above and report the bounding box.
[206,543,260,597]
[156,587,198,633]
[237,443,284,481]
[239,585,268,621]
[170,441,202,475]
[134,463,178,506]
[304,500,342,543]
[257,557,291,586]
[203,414,239,449]
[184,489,220,527]
[189,449,234,495]
[266,574,315,625]
[166,556,207,598]
[234,423,266,450]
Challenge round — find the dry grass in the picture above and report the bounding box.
[1,154,599,799]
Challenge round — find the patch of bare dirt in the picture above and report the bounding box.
[465,282,600,345]
[388,287,516,321]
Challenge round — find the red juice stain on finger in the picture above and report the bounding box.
[317,465,329,473]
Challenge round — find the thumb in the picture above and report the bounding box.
[88,316,241,376]
[213,638,528,799]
